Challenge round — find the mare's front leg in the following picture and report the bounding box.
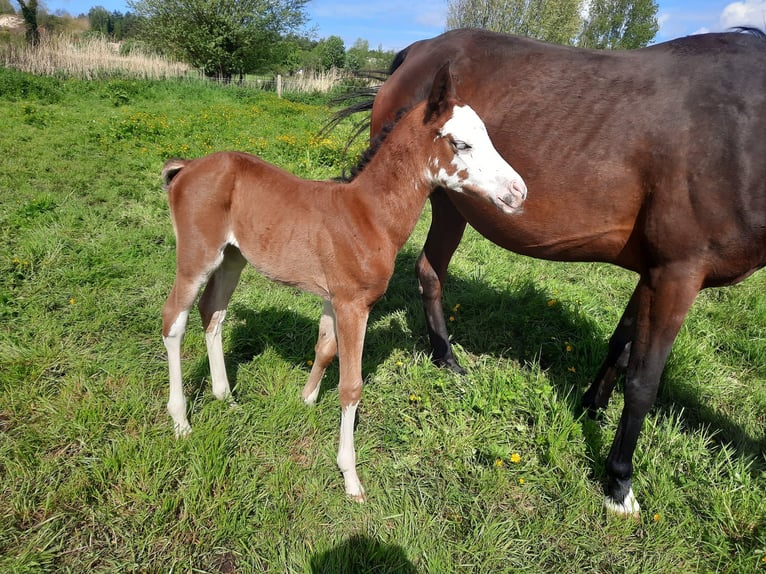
[332,298,371,501]
[604,269,701,516]
[582,285,640,417]
[302,300,337,405]
[416,188,468,374]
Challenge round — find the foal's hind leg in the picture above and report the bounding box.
[582,285,640,417]
[302,300,337,405]
[163,273,206,437]
[198,245,247,402]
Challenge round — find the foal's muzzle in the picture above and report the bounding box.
[496,179,527,214]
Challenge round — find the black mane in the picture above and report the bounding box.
[341,108,407,182]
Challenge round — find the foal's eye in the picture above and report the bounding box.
[451,140,471,152]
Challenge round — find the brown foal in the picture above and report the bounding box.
[160,64,527,500]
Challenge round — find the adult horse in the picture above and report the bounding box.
[336,28,766,515]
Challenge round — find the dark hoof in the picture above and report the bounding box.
[585,406,604,421]
[432,356,467,375]
[581,388,607,419]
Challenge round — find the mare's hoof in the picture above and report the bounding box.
[585,406,604,421]
[433,356,467,376]
[604,488,640,518]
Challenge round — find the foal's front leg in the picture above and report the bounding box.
[332,299,371,501]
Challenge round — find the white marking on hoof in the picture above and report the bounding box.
[604,488,640,517]
[346,484,366,503]
[174,423,192,439]
[302,386,320,406]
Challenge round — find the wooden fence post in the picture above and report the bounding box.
[277,74,282,98]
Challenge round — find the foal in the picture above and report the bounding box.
[160,64,527,500]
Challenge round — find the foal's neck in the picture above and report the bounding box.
[340,115,435,249]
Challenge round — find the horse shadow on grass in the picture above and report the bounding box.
[309,534,417,574]
[184,248,764,470]
[185,249,602,408]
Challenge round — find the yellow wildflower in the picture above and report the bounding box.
[565,342,573,352]
[307,359,313,366]
[547,299,556,307]
[494,458,504,468]
[653,513,661,522]
[510,453,521,464]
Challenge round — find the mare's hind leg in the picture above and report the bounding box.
[416,188,468,374]
[302,300,337,405]
[582,285,640,417]
[163,272,206,437]
[198,245,247,402]
[604,269,701,515]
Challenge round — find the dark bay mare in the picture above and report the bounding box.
[160,64,526,501]
[333,28,766,514]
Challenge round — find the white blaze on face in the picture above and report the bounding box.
[432,104,527,214]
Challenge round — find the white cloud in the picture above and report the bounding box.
[720,1,766,29]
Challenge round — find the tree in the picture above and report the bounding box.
[446,0,585,45]
[579,0,658,49]
[15,0,39,45]
[86,7,140,40]
[127,0,309,78]
[446,0,659,48]
[88,6,111,35]
[319,35,345,70]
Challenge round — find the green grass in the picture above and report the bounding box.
[0,67,764,573]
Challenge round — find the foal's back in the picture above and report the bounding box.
[167,151,346,297]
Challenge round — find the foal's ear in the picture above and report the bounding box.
[425,62,456,123]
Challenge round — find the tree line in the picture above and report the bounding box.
[6,0,659,80]
[447,0,659,50]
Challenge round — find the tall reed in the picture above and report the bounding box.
[0,33,192,80]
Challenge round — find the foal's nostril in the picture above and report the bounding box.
[512,180,527,200]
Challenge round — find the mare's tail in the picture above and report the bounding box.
[320,48,411,173]
[161,159,188,190]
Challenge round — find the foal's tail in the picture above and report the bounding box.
[161,158,188,190]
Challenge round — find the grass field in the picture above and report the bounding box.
[1,66,764,572]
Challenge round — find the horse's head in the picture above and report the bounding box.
[424,63,527,215]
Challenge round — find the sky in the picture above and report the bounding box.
[37,0,766,53]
